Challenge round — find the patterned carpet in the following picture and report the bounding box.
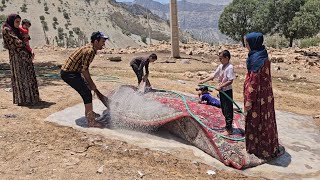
[105,85,266,169]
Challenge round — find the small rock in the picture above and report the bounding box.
[314,115,320,119]
[4,88,12,92]
[97,165,104,174]
[4,114,17,118]
[181,59,190,64]
[308,61,316,66]
[187,50,193,55]
[177,80,186,84]
[207,170,216,175]
[108,56,122,62]
[138,171,145,178]
[192,161,199,166]
[196,71,208,76]
[290,74,298,81]
[270,57,284,63]
[211,62,218,66]
[184,71,194,78]
[164,59,176,63]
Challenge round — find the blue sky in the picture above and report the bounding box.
[116,0,170,4]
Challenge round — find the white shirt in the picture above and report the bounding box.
[212,63,235,91]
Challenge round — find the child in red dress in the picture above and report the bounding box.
[19,19,34,59]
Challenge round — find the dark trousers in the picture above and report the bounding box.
[60,70,92,104]
[131,64,143,84]
[219,89,233,131]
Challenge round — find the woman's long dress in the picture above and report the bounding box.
[2,27,39,105]
[244,59,281,159]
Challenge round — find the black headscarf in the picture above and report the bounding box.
[2,13,22,39]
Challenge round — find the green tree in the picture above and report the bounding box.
[218,0,260,46]
[288,0,320,45]
[251,0,278,34]
[275,0,307,47]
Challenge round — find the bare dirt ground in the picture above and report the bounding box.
[0,45,319,179]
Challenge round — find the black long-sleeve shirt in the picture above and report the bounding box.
[130,57,149,74]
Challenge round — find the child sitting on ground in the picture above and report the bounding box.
[19,19,34,59]
[197,86,221,108]
[198,86,242,113]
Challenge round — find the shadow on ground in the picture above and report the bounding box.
[0,61,62,88]
[267,151,292,167]
[25,101,56,109]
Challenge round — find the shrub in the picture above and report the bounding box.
[58,27,64,40]
[41,21,49,31]
[141,35,147,44]
[20,4,27,12]
[39,15,45,21]
[265,35,289,49]
[73,27,80,35]
[63,12,69,19]
[299,37,320,48]
[122,29,131,36]
[0,14,6,24]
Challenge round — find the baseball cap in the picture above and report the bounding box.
[196,86,212,92]
[91,31,109,42]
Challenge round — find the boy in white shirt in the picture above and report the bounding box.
[199,50,236,135]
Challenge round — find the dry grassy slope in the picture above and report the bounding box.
[0,0,170,48]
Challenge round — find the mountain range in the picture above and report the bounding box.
[127,0,232,43]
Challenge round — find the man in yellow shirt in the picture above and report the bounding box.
[60,31,108,128]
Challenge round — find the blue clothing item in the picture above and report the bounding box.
[246,32,269,73]
[201,93,221,108]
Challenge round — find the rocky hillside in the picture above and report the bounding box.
[129,0,231,43]
[0,0,170,49]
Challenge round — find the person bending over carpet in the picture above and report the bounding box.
[130,53,157,86]
[60,31,109,128]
